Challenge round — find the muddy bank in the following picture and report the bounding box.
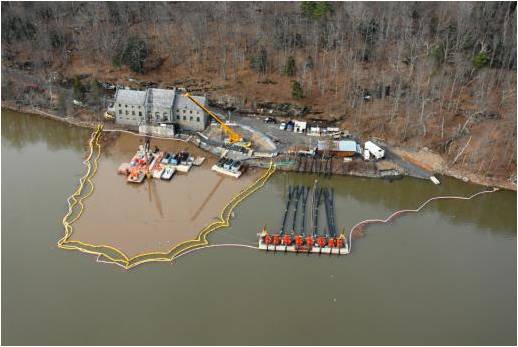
[71,132,263,257]
[392,147,517,191]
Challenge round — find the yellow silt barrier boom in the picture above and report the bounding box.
[58,123,276,269]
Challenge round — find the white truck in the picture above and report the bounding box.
[364,141,385,160]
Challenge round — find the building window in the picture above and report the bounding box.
[183,116,186,120]
[176,115,180,120]
[132,105,134,109]
[189,110,192,114]
[125,110,128,115]
[132,111,135,116]
[163,112,167,118]
[197,111,200,115]
[139,111,142,117]
[125,104,128,108]
[176,109,179,113]
[119,110,122,114]
[182,109,186,113]
[190,116,193,121]
[197,117,200,122]
[118,104,121,107]
[138,106,141,109]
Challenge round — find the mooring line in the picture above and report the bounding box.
[347,187,499,252]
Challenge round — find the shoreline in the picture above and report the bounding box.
[2,103,515,191]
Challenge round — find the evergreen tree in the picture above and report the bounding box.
[292,81,304,99]
[120,37,149,73]
[301,2,333,20]
[473,52,489,69]
[284,56,296,76]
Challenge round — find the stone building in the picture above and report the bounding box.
[111,87,209,131]
[113,89,146,126]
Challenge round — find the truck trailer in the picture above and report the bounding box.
[364,141,385,160]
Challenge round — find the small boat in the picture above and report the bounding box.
[161,155,170,165]
[193,156,206,166]
[153,167,164,179]
[161,166,176,180]
[176,163,192,173]
[127,170,146,183]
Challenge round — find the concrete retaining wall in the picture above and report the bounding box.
[139,125,175,138]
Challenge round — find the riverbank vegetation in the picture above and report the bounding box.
[1,2,516,184]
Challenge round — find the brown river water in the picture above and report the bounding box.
[2,109,516,345]
[72,132,262,258]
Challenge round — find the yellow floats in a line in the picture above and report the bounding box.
[58,124,276,269]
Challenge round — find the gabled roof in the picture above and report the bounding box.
[173,94,206,110]
[115,88,146,106]
[146,88,176,109]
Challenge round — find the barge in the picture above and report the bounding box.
[258,230,350,255]
[211,157,244,178]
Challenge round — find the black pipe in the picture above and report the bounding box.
[291,185,300,232]
[280,185,293,235]
[301,186,309,235]
[312,186,320,236]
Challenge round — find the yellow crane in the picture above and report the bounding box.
[183,92,251,148]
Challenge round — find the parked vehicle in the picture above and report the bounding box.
[279,122,286,130]
[364,141,385,160]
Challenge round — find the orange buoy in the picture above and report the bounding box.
[317,236,326,248]
[273,235,281,245]
[295,235,304,247]
[328,238,336,248]
[264,234,272,245]
[305,236,314,247]
[283,234,292,246]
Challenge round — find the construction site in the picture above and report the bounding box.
[51,84,455,268]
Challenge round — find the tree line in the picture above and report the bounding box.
[2,2,516,178]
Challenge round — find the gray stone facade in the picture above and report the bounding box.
[112,87,208,131]
[113,89,146,126]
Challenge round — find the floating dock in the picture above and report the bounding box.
[258,237,349,254]
[211,164,243,178]
[211,157,245,178]
[258,182,349,255]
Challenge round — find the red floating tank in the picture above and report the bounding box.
[305,236,314,248]
[317,236,327,248]
[295,235,304,247]
[283,234,292,246]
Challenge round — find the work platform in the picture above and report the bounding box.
[258,239,350,255]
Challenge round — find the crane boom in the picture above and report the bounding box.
[183,92,246,145]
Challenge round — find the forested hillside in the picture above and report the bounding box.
[2,2,516,182]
